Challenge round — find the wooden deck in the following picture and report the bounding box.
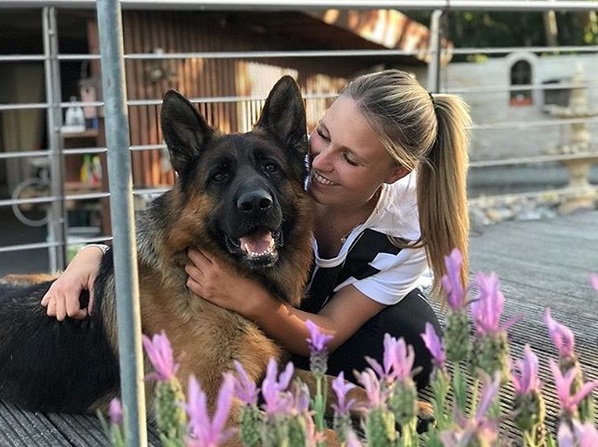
[1,210,597,445]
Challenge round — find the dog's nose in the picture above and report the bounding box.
[237,190,273,213]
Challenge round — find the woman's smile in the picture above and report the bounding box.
[311,170,338,187]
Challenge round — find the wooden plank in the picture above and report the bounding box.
[0,401,68,446]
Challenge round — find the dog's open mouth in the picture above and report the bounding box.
[226,229,283,268]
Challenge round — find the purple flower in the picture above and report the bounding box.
[574,421,598,446]
[109,398,123,424]
[296,382,311,414]
[441,248,467,310]
[366,334,414,382]
[590,273,598,294]
[331,372,356,414]
[443,373,501,446]
[232,360,258,406]
[260,358,294,415]
[549,359,598,416]
[142,331,179,381]
[511,344,541,395]
[544,308,575,358]
[558,420,598,447]
[305,320,333,353]
[356,369,385,408]
[186,373,235,447]
[475,372,501,420]
[345,429,363,447]
[470,272,519,335]
[421,322,446,369]
[558,422,575,447]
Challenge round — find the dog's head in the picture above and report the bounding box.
[160,76,311,273]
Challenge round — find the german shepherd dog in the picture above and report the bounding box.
[0,76,317,418]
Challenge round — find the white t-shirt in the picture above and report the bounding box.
[301,173,430,312]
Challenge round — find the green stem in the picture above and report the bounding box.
[314,374,326,447]
[469,377,480,418]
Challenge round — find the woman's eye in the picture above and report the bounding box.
[343,153,359,166]
[316,128,330,141]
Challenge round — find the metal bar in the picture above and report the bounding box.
[43,6,68,273]
[2,0,598,12]
[96,0,147,445]
[468,185,598,204]
[427,10,443,93]
[0,237,112,254]
[3,44,596,66]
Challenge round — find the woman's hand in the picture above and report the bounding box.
[185,248,268,318]
[40,245,104,321]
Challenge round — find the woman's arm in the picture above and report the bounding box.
[40,245,106,321]
[185,248,386,356]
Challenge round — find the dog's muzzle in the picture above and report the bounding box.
[225,229,283,269]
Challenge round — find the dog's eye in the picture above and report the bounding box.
[211,171,229,183]
[263,162,278,173]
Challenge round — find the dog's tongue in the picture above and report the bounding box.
[239,231,274,256]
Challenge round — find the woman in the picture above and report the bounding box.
[42,70,471,389]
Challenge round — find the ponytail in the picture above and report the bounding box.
[418,94,471,297]
[342,69,471,299]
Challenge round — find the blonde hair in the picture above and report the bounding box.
[341,69,471,297]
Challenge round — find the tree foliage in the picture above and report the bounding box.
[407,10,598,60]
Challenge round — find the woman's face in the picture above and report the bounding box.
[307,95,406,209]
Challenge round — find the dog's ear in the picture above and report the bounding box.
[160,90,215,174]
[254,76,308,160]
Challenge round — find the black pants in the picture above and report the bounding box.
[292,288,440,390]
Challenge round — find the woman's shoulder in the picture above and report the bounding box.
[369,173,420,241]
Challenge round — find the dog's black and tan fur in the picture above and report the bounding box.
[0,76,315,416]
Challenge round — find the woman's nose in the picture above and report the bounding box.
[311,147,332,171]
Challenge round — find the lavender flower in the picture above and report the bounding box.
[109,398,123,425]
[356,369,399,445]
[558,420,598,447]
[232,361,262,447]
[469,272,518,381]
[442,373,501,446]
[261,359,294,415]
[305,319,333,352]
[421,322,446,369]
[545,309,596,422]
[142,331,187,443]
[423,323,451,431]
[142,331,179,382]
[442,248,467,310]
[186,373,235,447]
[306,320,332,377]
[232,360,259,406]
[544,308,575,359]
[511,344,541,395]
[511,345,546,444]
[356,368,385,409]
[366,334,415,383]
[331,371,356,415]
[441,249,471,363]
[470,272,518,335]
[550,359,598,420]
[106,397,125,447]
[366,336,418,430]
[331,372,356,443]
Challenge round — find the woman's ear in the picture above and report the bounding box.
[384,165,411,184]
